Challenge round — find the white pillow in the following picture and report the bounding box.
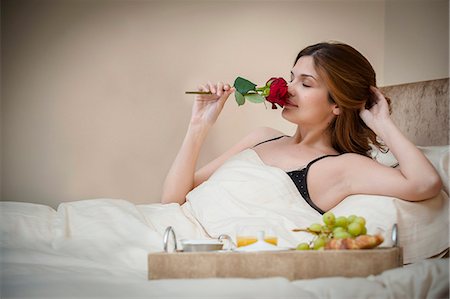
[52,198,163,271]
[417,146,449,195]
[370,146,399,168]
[358,145,450,264]
[394,190,449,263]
[0,201,56,248]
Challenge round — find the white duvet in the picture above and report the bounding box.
[0,199,449,299]
[1,147,449,298]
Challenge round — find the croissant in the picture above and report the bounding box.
[325,234,384,250]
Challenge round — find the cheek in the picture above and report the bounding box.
[307,91,332,111]
[309,89,329,102]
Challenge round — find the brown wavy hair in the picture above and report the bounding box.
[295,42,391,156]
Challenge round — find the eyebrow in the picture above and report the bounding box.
[291,71,317,80]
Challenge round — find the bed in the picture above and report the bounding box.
[1,78,449,299]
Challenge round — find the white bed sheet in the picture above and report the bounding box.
[2,245,449,299]
[1,199,449,299]
[2,246,448,299]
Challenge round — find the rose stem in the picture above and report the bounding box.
[185,91,213,94]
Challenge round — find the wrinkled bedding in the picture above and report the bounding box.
[1,250,448,299]
[1,146,449,298]
[1,199,449,299]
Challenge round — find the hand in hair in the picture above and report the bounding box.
[359,86,391,136]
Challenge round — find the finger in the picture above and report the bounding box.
[371,87,389,109]
[208,81,216,94]
[218,87,236,105]
[224,86,235,95]
[195,84,214,101]
[370,86,385,101]
[198,84,209,92]
[359,108,370,119]
[217,82,224,96]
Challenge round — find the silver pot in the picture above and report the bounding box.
[163,226,235,252]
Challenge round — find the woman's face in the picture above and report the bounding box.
[282,56,339,127]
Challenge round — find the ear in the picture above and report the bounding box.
[332,104,340,116]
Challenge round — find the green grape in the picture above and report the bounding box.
[332,226,346,234]
[361,225,367,235]
[313,237,326,250]
[347,214,357,223]
[303,213,371,244]
[308,223,322,233]
[322,211,335,227]
[353,216,366,226]
[334,231,352,239]
[296,243,310,250]
[335,216,348,228]
[348,222,363,236]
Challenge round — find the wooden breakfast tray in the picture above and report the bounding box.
[148,247,402,280]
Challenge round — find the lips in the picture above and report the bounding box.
[284,100,298,107]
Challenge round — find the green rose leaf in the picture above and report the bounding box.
[235,91,245,106]
[244,93,265,103]
[234,77,257,95]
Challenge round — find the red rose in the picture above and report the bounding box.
[265,77,289,109]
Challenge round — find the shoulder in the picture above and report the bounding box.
[248,126,285,139]
[241,127,287,147]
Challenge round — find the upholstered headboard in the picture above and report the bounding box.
[380,78,449,146]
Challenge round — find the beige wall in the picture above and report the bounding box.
[384,0,449,85]
[1,0,447,208]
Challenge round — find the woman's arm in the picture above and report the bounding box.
[346,87,442,201]
[160,82,234,204]
[160,81,282,205]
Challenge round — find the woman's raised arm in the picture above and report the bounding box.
[160,82,235,204]
[347,87,442,201]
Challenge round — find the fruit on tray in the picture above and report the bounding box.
[325,234,384,250]
[294,211,384,250]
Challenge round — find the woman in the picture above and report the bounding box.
[161,42,442,214]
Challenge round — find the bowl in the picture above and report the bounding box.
[180,239,224,252]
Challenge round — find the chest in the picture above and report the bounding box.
[252,145,347,211]
[253,144,325,172]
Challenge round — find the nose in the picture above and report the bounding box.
[287,82,294,97]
